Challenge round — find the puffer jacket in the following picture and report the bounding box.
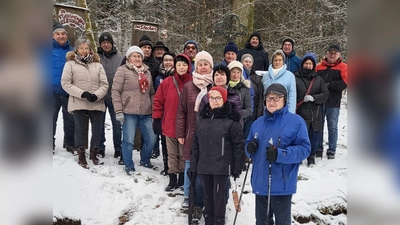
[53,39,73,96]
[231,78,252,120]
[237,42,269,71]
[61,51,108,113]
[284,50,301,73]
[111,62,155,115]
[294,68,329,132]
[98,47,124,101]
[245,105,310,196]
[191,102,245,176]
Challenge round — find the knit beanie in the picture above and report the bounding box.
[153,41,169,52]
[240,53,254,63]
[264,83,287,105]
[53,21,67,34]
[223,42,238,55]
[271,49,286,63]
[138,34,153,48]
[99,32,114,45]
[175,54,189,65]
[195,51,213,69]
[228,61,243,72]
[328,44,341,52]
[209,86,228,104]
[212,65,231,85]
[248,32,261,42]
[301,52,317,70]
[281,38,295,48]
[183,40,198,51]
[126,46,144,59]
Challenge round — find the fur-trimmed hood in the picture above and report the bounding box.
[66,51,100,63]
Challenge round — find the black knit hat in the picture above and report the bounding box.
[265,83,287,102]
[138,34,153,48]
[223,42,238,55]
[175,54,189,65]
[53,21,67,34]
[153,41,169,52]
[212,64,231,85]
[99,32,114,45]
[282,38,295,48]
[248,32,261,42]
[328,44,341,52]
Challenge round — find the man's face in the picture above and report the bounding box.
[265,93,285,114]
[100,40,113,53]
[184,44,197,59]
[140,45,152,58]
[53,31,68,46]
[154,47,166,58]
[327,50,341,63]
[250,37,259,48]
[282,42,293,55]
[224,52,237,64]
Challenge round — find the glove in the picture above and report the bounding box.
[152,118,162,135]
[246,139,259,154]
[325,82,331,89]
[81,91,91,99]
[87,94,98,102]
[266,144,278,162]
[187,169,197,182]
[303,95,315,102]
[233,174,240,181]
[116,112,124,124]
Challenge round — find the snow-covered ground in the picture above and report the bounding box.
[53,103,347,225]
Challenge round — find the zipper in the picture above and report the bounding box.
[221,137,225,156]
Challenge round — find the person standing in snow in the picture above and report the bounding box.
[237,32,269,71]
[245,83,310,225]
[191,86,245,225]
[281,37,301,73]
[61,38,109,169]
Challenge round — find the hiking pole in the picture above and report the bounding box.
[266,138,273,225]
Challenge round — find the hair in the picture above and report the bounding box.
[74,38,92,52]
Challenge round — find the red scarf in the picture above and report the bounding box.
[133,65,149,93]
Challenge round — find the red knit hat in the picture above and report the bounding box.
[209,86,228,104]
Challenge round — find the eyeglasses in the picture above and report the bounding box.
[209,96,222,102]
[185,46,196,50]
[266,96,284,102]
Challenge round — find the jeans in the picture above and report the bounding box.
[99,100,122,152]
[317,106,340,154]
[184,160,204,208]
[255,194,292,225]
[53,95,75,148]
[121,114,156,170]
[72,110,103,148]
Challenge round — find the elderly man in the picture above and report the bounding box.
[183,40,198,72]
[281,37,301,72]
[237,32,269,71]
[152,41,169,62]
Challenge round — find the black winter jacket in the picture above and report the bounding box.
[190,102,245,177]
[294,69,329,132]
[238,42,269,71]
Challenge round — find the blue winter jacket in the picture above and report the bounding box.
[53,39,73,96]
[245,105,310,196]
[261,64,297,113]
[284,50,301,73]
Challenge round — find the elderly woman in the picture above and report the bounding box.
[261,49,297,113]
[61,38,108,169]
[112,46,156,175]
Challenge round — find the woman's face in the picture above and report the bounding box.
[196,60,212,75]
[176,61,189,75]
[77,43,90,56]
[242,58,253,70]
[230,68,241,82]
[163,55,174,70]
[302,59,313,70]
[265,93,285,114]
[214,71,227,87]
[272,55,284,69]
[208,90,224,109]
[128,52,143,67]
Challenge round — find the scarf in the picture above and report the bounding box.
[192,71,213,112]
[132,64,149,93]
[229,80,240,88]
[272,66,283,76]
[75,52,94,64]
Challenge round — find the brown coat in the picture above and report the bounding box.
[61,51,108,113]
[111,62,155,115]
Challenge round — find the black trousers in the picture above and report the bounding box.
[72,110,103,148]
[200,174,229,221]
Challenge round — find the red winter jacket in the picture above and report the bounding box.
[152,68,192,138]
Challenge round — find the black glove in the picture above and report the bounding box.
[326,82,331,89]
[266,144,278,162]
[247,139,259,154]
[81,91,91,99]
[187,169,197,182]
[233,174,240,181]
[87,94,98,102]
[152,118,162,135]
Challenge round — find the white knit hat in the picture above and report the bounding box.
[195,51,214,69]
[228,60,243,72]
[126,46,144,59]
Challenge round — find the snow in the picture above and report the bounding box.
[53,102,347,225]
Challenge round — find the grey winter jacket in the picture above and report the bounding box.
[98,47,124,101]
[231,77,252,120]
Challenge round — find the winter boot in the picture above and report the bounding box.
[316,149,323,158]
[77,147,89,169]
[192,207,203,222]
[114,150,121,158]
[165,173,178,192]
[307,154,316,167]
[215,218,225,225]
[118,153,125,165]
[203,214,214,225]
[90,148,104,165]
[327,152,335,159]
[66,146,76,155]
[177,172,184,189]
[98,149,105,158]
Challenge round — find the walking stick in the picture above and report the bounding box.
[267,138,274,224]
[233,159,251,225]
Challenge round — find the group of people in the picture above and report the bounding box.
[53,20,347,224]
